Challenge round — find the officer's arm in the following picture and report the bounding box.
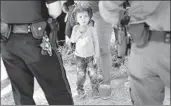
[61,0,74,13]
[46,1,62,19]
[60,0,67,6]
[61,0,69,13]
[99,1,125,27]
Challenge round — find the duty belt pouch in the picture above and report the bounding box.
[128,23,150,48]
[0,21,11,41]
[31,21,47,39]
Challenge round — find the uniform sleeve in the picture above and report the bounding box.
[46,0,57,4]
[99,1,125,27]
[79,1,99,13]
[65,19,73,38]
[63,0,74,8]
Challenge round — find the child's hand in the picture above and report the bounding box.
[79,25,87,33]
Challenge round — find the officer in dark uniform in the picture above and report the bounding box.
[1,0,73,105]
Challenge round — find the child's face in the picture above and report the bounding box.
[76,11,90,26]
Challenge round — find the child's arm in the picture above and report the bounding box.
[70,25,82,43]
[92,27,100,59]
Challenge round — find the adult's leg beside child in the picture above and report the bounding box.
[93,12,113,99]
[93,12,113,85]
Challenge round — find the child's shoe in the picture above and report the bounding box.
[91,89,100,99]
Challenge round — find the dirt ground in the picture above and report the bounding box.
[1,42,170,105]
[1,57,170,105]
[64,56,170,105]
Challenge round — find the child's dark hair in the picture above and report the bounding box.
[71,5,93,24]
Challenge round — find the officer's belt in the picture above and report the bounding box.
[12,24,32,34]
[149,30,170,43]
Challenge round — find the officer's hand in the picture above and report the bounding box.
[94,57,100,66]
[65,35,71,46]
[62,4,69,13]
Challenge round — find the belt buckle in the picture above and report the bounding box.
[12,24,31,34]
[164,32,170,43]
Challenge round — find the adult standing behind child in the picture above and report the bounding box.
[70,5,101,99]
[61,0,75,44]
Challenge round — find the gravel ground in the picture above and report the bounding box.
[1,60,170,105]
[1,40,170,105]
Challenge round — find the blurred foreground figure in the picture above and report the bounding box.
[99,1,170,105]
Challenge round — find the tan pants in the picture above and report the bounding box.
[128,41,170,105]
[93,12,113,84]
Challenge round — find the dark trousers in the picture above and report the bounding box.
[57,12,66,46]
[1,33,73,105]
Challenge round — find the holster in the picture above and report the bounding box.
[128,23,150,48]
[31,21,47,39]
[33,18,59,56]
[114,27,127,57]
[0,21,12,41]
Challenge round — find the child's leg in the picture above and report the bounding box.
[75,56,87,95]
[86,57,100,97]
